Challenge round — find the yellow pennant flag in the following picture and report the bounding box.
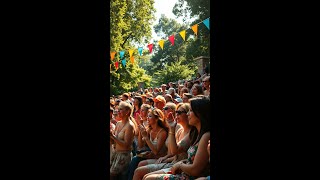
[179,30,186,41]
[129,49,134,58]
[130,56,134,64]
[191,24,198,36]
[110,51,116,61]
[158,40,165,50]
[110,64,112,70]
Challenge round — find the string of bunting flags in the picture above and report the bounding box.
[110,17,210,70]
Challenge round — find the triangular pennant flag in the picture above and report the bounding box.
[191,24,198,36]
[110,64,111,70]
[202,18,210,30]
[115,61,119,69]
[119,51,125,59]
[169,35,175,46]
[138,47,143,56]
[147,44,153,53]
[179,30,186,41]
[122,59,126,67]
[158,40,165,50]
[129,49,134,58]
[110,52,116,61]
[130,56,134,64]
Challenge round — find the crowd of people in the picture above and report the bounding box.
[109,72,211,180]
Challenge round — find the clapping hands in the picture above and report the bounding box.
[138,124,148,138]
[167,112,177,131]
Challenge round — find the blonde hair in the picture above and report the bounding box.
[119,101,138,134]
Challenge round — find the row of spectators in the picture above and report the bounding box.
[110,74,211,180]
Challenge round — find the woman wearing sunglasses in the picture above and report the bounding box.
[133,103,193,180]
[144,96,211,180]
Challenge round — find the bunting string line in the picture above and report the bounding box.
[110,17,210,70]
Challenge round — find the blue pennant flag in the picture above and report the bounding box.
[138,47,143,56]
[122,59,126,67]
[119,51,125,59]
[203,18,210,30]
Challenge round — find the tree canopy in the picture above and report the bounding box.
[110,0,156,95]
[109,0,210,95]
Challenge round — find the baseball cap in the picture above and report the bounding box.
[153,95,166,104]
[174,98,183,103]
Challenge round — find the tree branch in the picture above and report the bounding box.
[121,32,133,48]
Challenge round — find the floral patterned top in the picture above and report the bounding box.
[156,143,200,180]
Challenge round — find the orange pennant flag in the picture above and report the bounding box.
[179,30,186,41]
[130,56,134,64]
[129,49,134,58]
[158,40,165,50]
[110,51,116,61]
[191,24,198,36]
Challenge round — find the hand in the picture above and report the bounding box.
[138,114,144,125]
[171,162,183,174]
[139,125,148,138]
[155,156,167,164]
[167,112,177,130]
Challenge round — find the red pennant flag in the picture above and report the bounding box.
[147,44,153,53]
[169,35,175,46]
[115,61,119,69]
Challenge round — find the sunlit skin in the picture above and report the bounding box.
[187,107,201,132]
[192,87,199,96]
[154,101,165,110]
[175,107,188,124]
[142,96,147,104]
[163,106,176,123]
[182,95,189,103]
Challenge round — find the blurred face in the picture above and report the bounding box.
[182,95,189,103]
[113,110,121,121]
[192,87,198,96]
[187,82,193,88]
[187,106,200,126]
[202,78,210,87]
[141,108,149,117]
[176,106,188,124]
[142,97,147,103]
[155,101,165,110]
[163,106,175,120]
[147,112,157,125]
[133,98,139,106]
[164,95,171,102]
[122,96,127,100]
[118,106,128,119]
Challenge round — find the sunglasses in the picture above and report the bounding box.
[176,110,187,115]
[202,80,209,83]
